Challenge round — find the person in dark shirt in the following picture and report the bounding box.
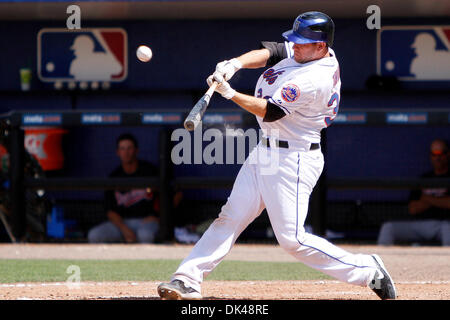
[88,133,160,243]
[377,139,450,246]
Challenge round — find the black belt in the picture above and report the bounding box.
[262,138,319,150]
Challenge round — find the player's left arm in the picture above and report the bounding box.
[236,41,290,69]
[421,195,450,210]
[259,41,291,67]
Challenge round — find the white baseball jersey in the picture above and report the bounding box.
[170,46,381,297]
[254,47,341,143]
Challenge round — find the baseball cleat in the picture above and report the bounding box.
[157,280,202,300]
[369,254,397,300]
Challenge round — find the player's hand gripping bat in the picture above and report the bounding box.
[183,81,218,131]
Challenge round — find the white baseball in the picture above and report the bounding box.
[136,45,153,62]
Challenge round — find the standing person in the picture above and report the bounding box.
[88,133,160,243]
[158,12,396,300]
[378,139,450,246]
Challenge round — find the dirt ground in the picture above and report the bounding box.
[0,243,449,300]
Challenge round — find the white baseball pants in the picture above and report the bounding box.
[172,140,378,294]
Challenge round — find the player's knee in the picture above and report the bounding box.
[278,235,302,254]
[137,231,156,243]
[377,222,395,245]
[215,203,237,224]
[87,228,103,243]
[381,221,394,233]
[440,222,450,246]
[137,223,159,243]
[215,211,233,224]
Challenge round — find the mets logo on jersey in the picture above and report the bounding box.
[263,68,285,85]
[377,26,450,81]
[281,84,300,103]
[37,28,128,83]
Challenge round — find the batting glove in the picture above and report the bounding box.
[207,75,236,100]
[213,58,242,83]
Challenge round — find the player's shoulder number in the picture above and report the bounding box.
[324,92,340,126]
[325,67,341,126]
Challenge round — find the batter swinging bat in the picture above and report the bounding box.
[184,81,218,131]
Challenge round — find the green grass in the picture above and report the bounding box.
[0,259,332,283]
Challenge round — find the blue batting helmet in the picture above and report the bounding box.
[282,11,335,47]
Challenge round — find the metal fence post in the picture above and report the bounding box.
[157,128,174,242]
[10,126,26,241]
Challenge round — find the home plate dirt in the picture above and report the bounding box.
[0,244,449,300]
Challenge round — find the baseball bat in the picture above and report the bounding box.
[184,81,218,131]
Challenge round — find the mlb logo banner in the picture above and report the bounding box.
[37,28,128,83]
[377,26,450,81]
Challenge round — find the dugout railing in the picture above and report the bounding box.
[0,108,255,242]
[1,108,449,242]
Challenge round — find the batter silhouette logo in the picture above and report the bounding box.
[377,26,450,81]
[37,28,128,83]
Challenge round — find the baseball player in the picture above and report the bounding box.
[158,11,396,300]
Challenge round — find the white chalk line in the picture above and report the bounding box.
[1,280,449,289]
[0,281,144,288]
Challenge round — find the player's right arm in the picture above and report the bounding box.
[420,195,450,210]
[408,199,432,215]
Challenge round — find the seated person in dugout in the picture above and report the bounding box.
[377,139,450,246]
[88,133,160,243]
